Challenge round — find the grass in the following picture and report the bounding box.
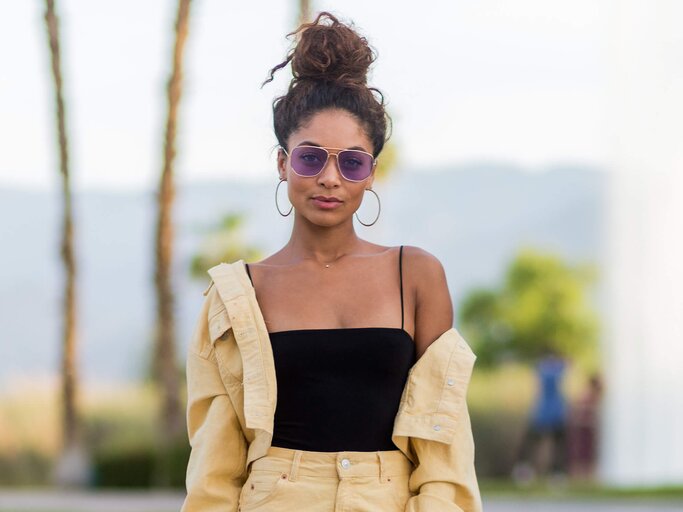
[481,479,683,500]
[0,377,163,486]
[0,376,161,453]
[0,376,62,457]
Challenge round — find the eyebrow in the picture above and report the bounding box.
[297,141,370,153]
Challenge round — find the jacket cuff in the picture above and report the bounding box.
[404,481,481,512]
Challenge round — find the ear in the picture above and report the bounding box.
[277,148,288,180]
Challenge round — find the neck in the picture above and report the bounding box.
[285,216,361,264]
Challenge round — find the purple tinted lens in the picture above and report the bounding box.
[290,146,328,176]
[289,146,373,181]
[338,150,373,181]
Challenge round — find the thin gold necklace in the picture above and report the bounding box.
[290,246,354,268]
[321,252,348,268]
[322,256,343,268]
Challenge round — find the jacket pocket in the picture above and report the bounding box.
[208,292,232,342]
[207,289,244,384]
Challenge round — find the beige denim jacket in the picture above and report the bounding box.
[182,260,482,512]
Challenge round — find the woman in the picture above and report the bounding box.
[182,12,481,512]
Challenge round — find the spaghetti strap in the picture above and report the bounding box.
[399,245,404,330]
[245,262,253,285]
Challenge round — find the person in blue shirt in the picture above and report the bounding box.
[512,349,568,484]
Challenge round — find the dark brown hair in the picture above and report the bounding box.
[263,12,390,157]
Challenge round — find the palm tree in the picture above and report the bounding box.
[153,0,192,481]
[44,0,87,485]
[298,0,312,26]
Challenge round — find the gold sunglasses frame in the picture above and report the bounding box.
[280,145,377,183]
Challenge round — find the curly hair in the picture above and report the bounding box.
[263,12,391,157]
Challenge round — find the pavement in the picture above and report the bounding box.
[0,490,682,511]
[483,500,683,511]
[0,490,182,512]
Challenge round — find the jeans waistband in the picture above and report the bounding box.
[251,445,414,482]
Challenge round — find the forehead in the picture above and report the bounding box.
[289,109,372,152]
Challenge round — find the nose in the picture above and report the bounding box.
[316,152,343,186]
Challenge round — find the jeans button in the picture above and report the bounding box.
[340,458,350,469]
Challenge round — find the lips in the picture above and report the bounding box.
[312,196,342,202]
[311,196,344,210]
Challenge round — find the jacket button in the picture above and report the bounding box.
[433,425,441,431]
[447,378,454,386]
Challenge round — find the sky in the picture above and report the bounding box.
[0,0,610,191]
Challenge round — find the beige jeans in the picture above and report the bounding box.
[237,446,416,512]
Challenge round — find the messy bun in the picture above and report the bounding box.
[289,14,373,86]
[263,12,390,157]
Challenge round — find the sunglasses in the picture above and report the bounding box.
[281,145,376,182]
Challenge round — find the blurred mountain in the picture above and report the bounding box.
[0,164,605,384]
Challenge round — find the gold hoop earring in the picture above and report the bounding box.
[355,188,381,226]
[275,178,293,216]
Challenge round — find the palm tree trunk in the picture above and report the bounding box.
[44,0,88,486]
[44,0,78,455]
[298,0,312,26]
[153,0,192,482]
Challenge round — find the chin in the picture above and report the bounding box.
[304,212,347,227]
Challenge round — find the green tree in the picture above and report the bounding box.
[190,213,263,278]
[459,247,599,368]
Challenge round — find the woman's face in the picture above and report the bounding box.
[278,108,376,226]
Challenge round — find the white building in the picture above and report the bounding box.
[601,0,683,486]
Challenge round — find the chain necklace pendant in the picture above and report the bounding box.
[325,264,330,268]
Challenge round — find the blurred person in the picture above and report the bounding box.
[512,348,568,485]
[180,12,482,512]
[567,373,603,481]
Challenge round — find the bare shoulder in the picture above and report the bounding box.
[400,245,447,284]
[401,245,453,358]
[248,253,281,267]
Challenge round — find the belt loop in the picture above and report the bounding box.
[377,451,389,483]
[289,450,303,482]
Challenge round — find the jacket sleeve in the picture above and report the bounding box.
[404,400,482,512]
[181,288,248,512]
[403,334,482,512]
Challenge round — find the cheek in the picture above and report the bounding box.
[355,188,369,206]
[286,173,308,199]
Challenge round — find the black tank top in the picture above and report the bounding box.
[245,245,416,452]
